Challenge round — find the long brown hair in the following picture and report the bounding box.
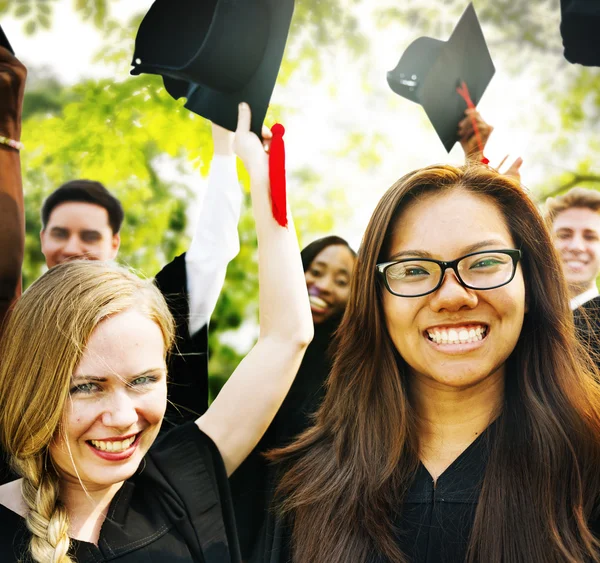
[270,165,600,563]
[0,261,174,563]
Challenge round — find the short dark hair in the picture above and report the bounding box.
[41,180,124,234]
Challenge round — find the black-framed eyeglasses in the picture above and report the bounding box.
[376,249,522,298]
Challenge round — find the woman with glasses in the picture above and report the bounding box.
[255,164,600,563]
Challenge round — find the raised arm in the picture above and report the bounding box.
[196,104,313,476]
[185,123,242,335]
[0,47,26,338]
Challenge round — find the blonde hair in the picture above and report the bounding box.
[545,187,600,226]
[0,261,174,563]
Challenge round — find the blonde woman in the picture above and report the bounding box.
[0,104,313,562]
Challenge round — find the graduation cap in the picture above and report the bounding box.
[0,24,14,55]
[130,0,295,137]
[387,3,495,153]
[560,0,600,66]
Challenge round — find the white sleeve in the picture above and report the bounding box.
[186,154,242,335]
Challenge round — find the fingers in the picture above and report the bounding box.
[506,157,523,178]
[497,155,509,170]
[236,102,251,133]
[499,156,523,179]
[458,110,493,141]
[261,125,272,140]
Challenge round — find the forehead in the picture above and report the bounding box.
[311,245,355,272]
[74,309,166,380]
[390,189,514,257]
[47,202,112,231]
[552,207,600,233]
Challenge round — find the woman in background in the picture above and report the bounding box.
[232,235,356,559]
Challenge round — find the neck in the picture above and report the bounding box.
[60,479,124,544]
[409,369,504,479]
[568,281,595,300]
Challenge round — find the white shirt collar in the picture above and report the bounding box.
[570,286,600,310]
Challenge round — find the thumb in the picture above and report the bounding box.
[236,102,251,133]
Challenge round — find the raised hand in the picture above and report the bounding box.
[496,155,523,181]
[458,109,492,162]
[233,102,273,179]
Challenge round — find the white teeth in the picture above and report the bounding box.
[427,326,487,345]
[309,296,329,309]
[90,435,137,452]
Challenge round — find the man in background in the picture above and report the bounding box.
[545,188,600,357]
[38,123,242,427]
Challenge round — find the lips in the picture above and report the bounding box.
[309,295,330,311]
[86,432,141,461]
[426,324,488,345]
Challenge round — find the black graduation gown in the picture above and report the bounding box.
[229,316,340,560]
[154,252,209,429]
[573,294,600,367]
[0,423,241,562]
[0,253,209,484]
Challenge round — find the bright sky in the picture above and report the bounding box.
[2,0,586,252]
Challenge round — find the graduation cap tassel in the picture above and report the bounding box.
[456,81,490,165]
[269,123,288,227]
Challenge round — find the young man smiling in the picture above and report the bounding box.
[545,188,600,308]
[545,188,600,355]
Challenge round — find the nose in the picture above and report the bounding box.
[565,234,586,253]
[100,389,139,430]
[428,269,478,312]
[62,235,85,257]
[313,274,334,294]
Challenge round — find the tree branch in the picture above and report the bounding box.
[541,174,600,200]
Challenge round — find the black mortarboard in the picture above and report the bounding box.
[387,3,495,153]
[560,0,600,66]
[130,0,295,137]
[0,24,14,55]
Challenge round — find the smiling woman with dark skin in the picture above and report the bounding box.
[303,237,356,325]
[253,164,600,563]
[231,236,357,559]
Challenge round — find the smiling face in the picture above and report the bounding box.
[41,202,120,268]
[49,309,167,490]
[551,207,600,298]
[382,188,526,390]
[305,244,356,324]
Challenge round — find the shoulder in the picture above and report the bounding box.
[141,422,227,499]
[0,479,26,518]
[135,423,240,561]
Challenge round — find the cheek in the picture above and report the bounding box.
[382,294,414,342]
[143,386,168,422]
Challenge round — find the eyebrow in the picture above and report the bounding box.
[388,239,511,261]
[72,368,165,383]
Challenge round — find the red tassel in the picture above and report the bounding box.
[269,123,288,227]
[456,81,489,165]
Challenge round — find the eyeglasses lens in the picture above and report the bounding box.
[385,252,515,296]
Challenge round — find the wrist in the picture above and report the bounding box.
[0,135,22,152]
